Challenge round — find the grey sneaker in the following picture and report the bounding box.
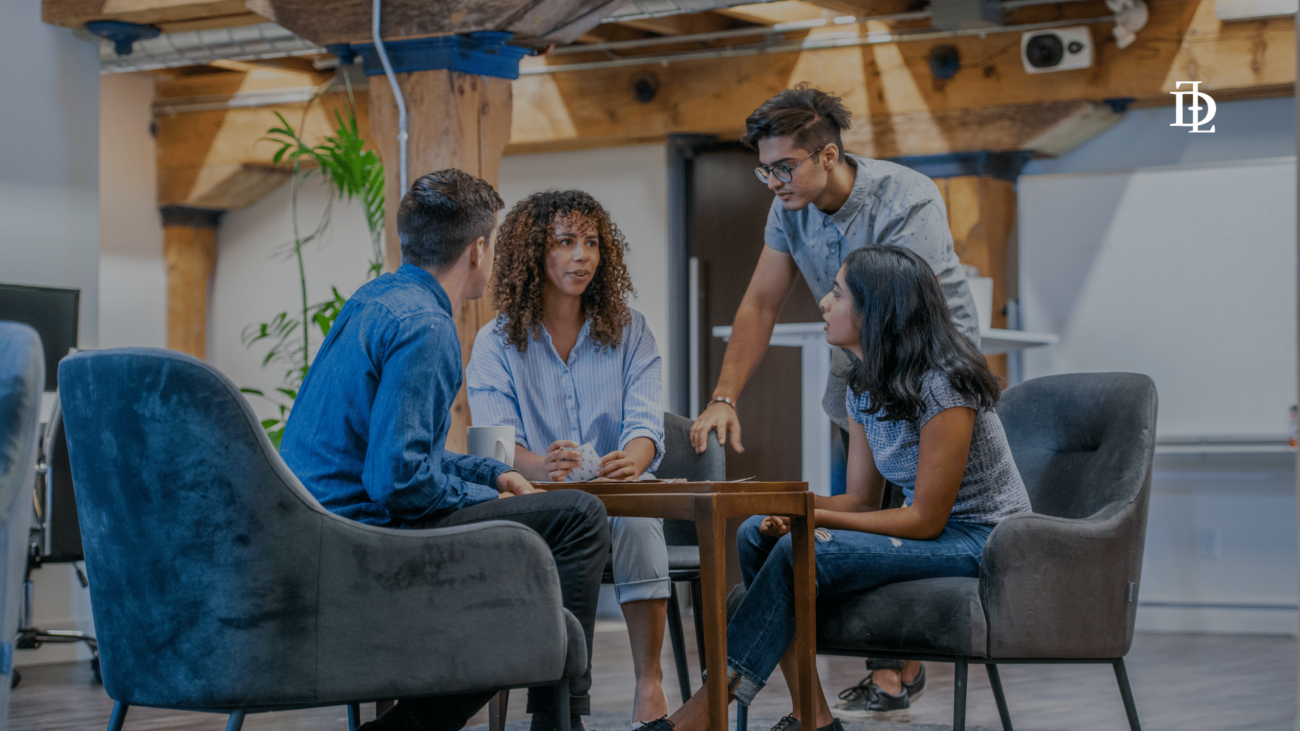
[768,716,846,731]
[831,681,910,722]
[904,662,926,702]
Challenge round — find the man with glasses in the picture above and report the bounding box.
[689,84,979,723]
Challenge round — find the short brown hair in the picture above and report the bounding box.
[398,168,504,271]
[742,84,852,154]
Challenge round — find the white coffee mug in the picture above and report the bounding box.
[467,425,516,467]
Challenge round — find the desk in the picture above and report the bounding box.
[712,323,1058,494]
[542,481,816,731]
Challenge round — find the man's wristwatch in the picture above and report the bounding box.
[709,396,736,410]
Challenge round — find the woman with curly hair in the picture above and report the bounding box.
[467,189,671,730]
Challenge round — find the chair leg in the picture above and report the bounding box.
[736,700,748,731]
[555,679,571,731]
[1113,659,1142,731]
[348,703,361,731]
[953,659,968,731]
[666,583,693,701]
[489,690,510,731]
[225,710,246,731]
[106,701,129,731]
[690,577,706,679]
[985,664,1013,731]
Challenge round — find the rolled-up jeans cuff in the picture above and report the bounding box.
[701,664,765,707]
[614,577,672,604]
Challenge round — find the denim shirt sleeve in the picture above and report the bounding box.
[362,311,502,520]
[764,196,791,254]
[619,314,665,472]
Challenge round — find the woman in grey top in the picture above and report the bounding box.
[639,247,1030,731]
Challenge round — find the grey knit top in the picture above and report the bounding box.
[846,370,1031,525]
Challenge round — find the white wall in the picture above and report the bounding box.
[1019,96,1298,634]
[99,73,165,350]
[1,4,101,666]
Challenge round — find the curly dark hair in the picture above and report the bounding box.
[492,190,636,354]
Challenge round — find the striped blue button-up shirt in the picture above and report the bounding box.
[466,309,665,474]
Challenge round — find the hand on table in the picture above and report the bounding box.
[759,515,791,538]
[598,450,641,481]
[497,470,541,498]
[543,440,582,482]
[690,401,743,454]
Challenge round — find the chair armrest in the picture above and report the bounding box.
[979,506,1145,659]
[314,516,573,702]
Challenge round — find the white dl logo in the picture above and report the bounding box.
[1170,81,1216,133]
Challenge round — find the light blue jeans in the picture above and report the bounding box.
[724,515,993,705]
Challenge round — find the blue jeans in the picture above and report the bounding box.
[724,515,993,705]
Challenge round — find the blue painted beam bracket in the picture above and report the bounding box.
[329,32,533,81]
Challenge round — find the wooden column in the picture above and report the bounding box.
[933,175,1018,381]
[160,206,222,360]
[370,70,513,453]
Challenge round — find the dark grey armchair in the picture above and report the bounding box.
[0,322,43,729]
[736,372,1157,731]
[57,348,588,731]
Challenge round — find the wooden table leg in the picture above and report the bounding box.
[790,492,817,729]
[695,494,730,731]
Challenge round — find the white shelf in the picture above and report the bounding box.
[711,324,1058,356]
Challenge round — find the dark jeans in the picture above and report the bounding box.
[382,490,609,728]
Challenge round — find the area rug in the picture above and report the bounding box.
[466,712,1015,731]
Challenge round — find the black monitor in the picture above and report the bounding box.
[0,283,79,393]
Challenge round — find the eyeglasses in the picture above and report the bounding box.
[754,145,825,185]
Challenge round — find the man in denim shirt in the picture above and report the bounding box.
[281,169,609,731]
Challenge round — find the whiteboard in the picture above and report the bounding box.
[1018,158,1297,440]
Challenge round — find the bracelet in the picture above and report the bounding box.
[709,396,736,410]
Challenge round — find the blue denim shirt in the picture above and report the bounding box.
[281,264,509,526]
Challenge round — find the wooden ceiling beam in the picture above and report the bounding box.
[611,11,758,37]
[713,2,829,25]
[41,1,265,30]
[510,0,1292,152]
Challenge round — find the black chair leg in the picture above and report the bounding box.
[953,659,968,731]
[106,701,129,731]
[1113,659,1142,731]
[985,663,1013,731]
[690,577,706,679]
[225,710,246,731]
[667,583,693,701]
[737,700,748,731]
[556,679,571,731]
[348,703,361,731]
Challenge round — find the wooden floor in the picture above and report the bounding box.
[10,617,1296,731]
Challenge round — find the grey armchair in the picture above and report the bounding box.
[0,322,43,730]
[57,348,587,731]
[735,372,1157,731]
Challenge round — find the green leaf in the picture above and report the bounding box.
[261,418,281,429]
[241,387,266,396]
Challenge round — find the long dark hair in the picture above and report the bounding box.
[843,246,999,422]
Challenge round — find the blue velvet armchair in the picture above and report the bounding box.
[0,322,43,730]
[57,348,587,731]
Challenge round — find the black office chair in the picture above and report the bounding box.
[18,395,99,681]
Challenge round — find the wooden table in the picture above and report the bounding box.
[543,481,817,731]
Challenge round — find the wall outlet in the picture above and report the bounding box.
[1197,527,1222,561]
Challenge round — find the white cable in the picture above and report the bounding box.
[373,0,408,195]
